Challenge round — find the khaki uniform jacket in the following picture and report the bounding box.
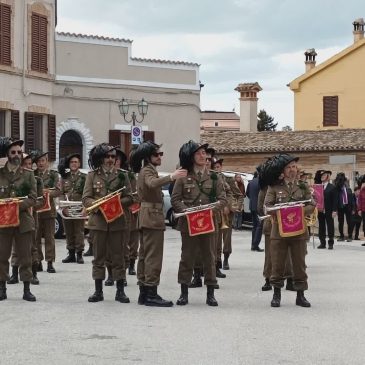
[264,180,315,240]
[82,167,133,231]
[137,163,171,230]
[225,175,244,212]
[0,163,37,233]
[257,186,271,235]
[34,169,61,219]
[171,169,227,233]
[61,170,86,201]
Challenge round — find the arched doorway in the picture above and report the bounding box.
[59,130,83,167]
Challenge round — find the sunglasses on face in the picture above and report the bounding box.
[152,152,164,157]
[10,150,22,155]
[105,154,116,159]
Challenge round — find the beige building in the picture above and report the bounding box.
[0,0,200,170]
[290,18,365,131]
[200,111,239,131]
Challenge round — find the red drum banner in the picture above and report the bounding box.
[129,203,140,214]
[186,208,215,237]
[37,191,51,213]
[99,193,124,223]
[312,184,324,211]
[276,205,306,237]
[0,201,20,228]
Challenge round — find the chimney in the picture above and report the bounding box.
[304,48,317,72]
[235,82,262,132]
[353,18,364,42]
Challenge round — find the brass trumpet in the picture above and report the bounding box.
[85,187,125,214]
[173,202,220,218]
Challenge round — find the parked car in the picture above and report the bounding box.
[163,183,176,226]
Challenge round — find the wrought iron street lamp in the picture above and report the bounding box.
[118,98,148,126]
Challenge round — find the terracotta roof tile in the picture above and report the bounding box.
[201,129,365,153]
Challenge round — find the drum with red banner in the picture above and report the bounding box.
[99,193,124,223]
[186,208,215,237]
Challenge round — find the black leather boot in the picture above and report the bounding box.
[189,269,203,288]
[206,285,218,306]
[30,263,40,285]
[88,279,104,302]
[115,280,130,303]
[176,284,189,305]
[216,263,226,279]
[83,244,93,257]
[76,251,84,264]
[0,281,7,301]
[62,249,76,263]
[138,285,146,305]
[7,266,19,284]
[271,287,281,307]
[104,266,114,286]
[128,259,136,275]
[285,277,295,291]
[262,278,272,291]
[296,290,311,307]
[37,261,43,272]
[223,254,230,270]
[47,262,56,273]
[23,281,36,302]
[144,286,173,307]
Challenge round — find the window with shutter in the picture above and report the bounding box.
[0,3,11,65]
[31,12,48,73]
[0,110,6,135]
[25,112,35,152]
[10,110,20,140]
[48,114,56,160]
[323,96,338,127]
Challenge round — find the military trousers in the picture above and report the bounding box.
[0,228,32,282]
[125,229,139,266]
[270,238,308,291]
[92,229,127,281]
[178,232,217,286]
[263,234,293,279]
[63,219,85,252]
[217,212,234,261]
[137,228,164,286]
[11,230,38,266]
[36,217,56,262]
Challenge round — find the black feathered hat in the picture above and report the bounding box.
[179,140,208,170]
[258,156,282,189]
[114,148,128,166]
[129,140,161,173]
[31,149,48,163]
[88,143,114,170]
[0,136,24,158]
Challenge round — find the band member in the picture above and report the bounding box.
[264,154,315,308]
[130,141,187,307]
[33,150,61,273]
[257,157,294,292]
[213,157,244,270]
[189,147,216,288]
[83,143,133,303]
[8,153,44,286]
[171,140,227,306]
[0,137,37,301]
[315,170,337,249]
[58,153,86,264]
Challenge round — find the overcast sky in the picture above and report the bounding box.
[57,0,364,129]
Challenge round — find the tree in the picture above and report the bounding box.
[257,109,278,131]
[282,125,293,131]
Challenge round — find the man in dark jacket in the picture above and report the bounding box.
[246,172,264,252]
[316,170,338,250]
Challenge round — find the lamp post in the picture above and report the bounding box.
[118,98,148,145]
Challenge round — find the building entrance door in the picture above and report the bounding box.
[59,130,83,167]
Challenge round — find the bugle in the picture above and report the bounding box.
[173,202,220,218]
[0,196,28,204]
[264,199,312,213]
[210,170,251,178]
[85,187,125,214]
